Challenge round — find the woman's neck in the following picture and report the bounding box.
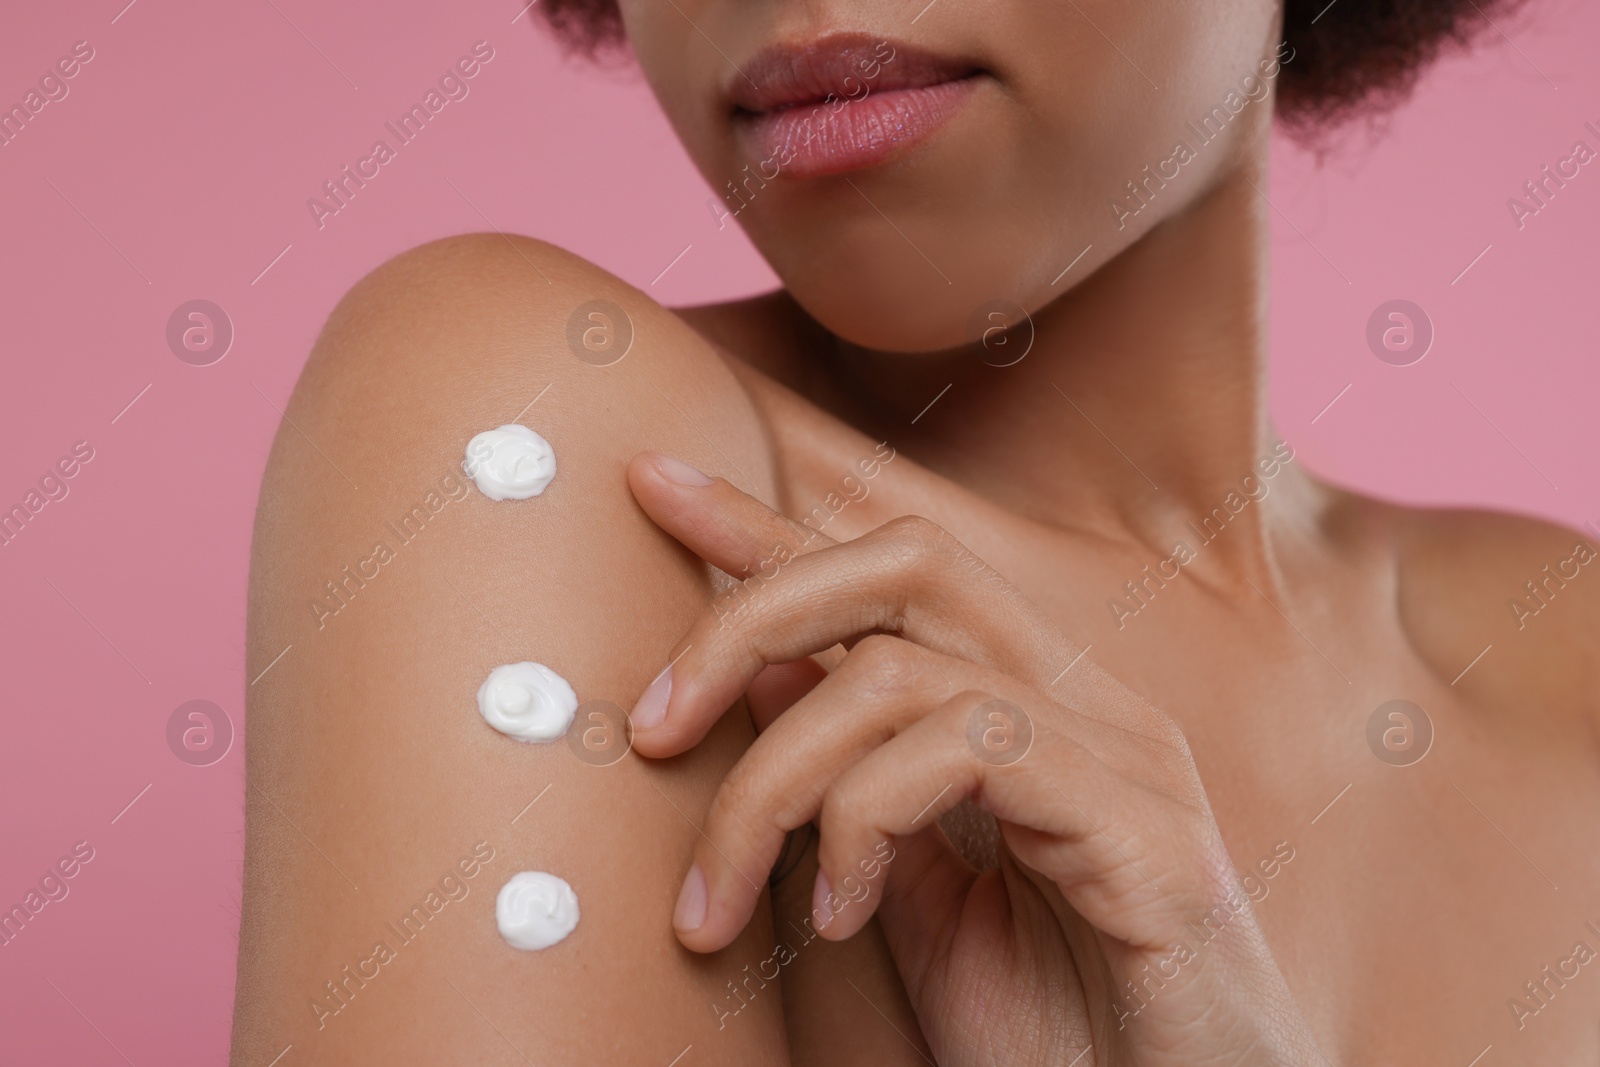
[816,154,1309,571]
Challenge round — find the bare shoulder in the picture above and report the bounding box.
[1381,498,1598,723]
[271,232,777,510]
[234,234,785,1063]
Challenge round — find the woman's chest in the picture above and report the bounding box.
[1080,579,1600,1063]
[759,401,1600,1059]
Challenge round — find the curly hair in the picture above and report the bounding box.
[533,0,1526,130]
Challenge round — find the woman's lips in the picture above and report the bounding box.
[736,79,981,179]
[729,35,984,179]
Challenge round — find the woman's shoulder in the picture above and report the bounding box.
[279,231,780,509]
[236,234,793,1062]
[1368,495,1598,723]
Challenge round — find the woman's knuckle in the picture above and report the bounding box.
[883,513,941,539]
[852,631,904,665]
[848,634,923,693]
[877,515,951,563]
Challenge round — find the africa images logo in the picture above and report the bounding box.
[306,41,496,230]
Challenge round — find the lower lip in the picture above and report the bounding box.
[736,77,980,180]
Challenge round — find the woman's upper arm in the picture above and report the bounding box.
[230,234,786,1064]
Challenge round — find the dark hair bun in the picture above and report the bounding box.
[1277,0,1526,129]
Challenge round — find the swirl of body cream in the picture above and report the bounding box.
[477,662,578,742]
[496,871,580,950]
[464,424,556,500]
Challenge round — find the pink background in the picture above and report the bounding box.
[1,0,1596,1061]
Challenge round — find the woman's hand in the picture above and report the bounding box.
[625,452,1322,1066]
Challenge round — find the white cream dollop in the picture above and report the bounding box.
[464,424,556,500]
[477,662,577,742]
[496,871,580,950]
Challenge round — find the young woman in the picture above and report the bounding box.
[232,1,1598,1063]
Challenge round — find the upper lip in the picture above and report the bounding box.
[728,32,982,116]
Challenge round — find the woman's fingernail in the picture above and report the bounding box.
[655,454,714,487]
[630,666,672,730]
[674,863,708,931]
[811,868,833,931]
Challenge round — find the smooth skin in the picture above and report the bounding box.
[627,453,1318,1064]
[232,1,1600,1064]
